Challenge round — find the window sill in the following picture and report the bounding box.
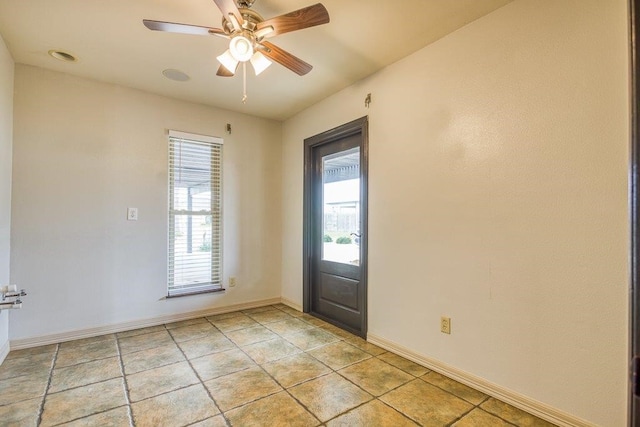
[166,287,225,299]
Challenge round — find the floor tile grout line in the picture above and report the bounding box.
[167,321,231,427]
[218,311,324,425]
[268,315,376,425]
[39,372,124,396]
[446,404,482,427]
[115,335,135,427]
[473,400,522,427]
[35,343,59,427]
[415,374,490,408]
[322,397,414,426]
[45,405,131,427]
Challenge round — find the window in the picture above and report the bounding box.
[168,130,223,297]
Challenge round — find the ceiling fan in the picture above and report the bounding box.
[143,0,330,81]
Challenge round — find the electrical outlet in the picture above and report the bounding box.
[441,316,451,334]
[127,207,138,221]
[229,277,236,287]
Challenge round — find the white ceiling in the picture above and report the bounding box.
[0,0,511,121]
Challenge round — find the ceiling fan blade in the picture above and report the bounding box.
[212,0,244,29]
[216,64,236,77]
[143,19,227,38]
[255,3,329,38]
[259,41,312,76]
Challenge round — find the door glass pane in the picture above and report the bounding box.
[322,147,360,265]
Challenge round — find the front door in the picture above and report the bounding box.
[303,117,368,338]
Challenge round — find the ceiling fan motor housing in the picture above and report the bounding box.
[222,8,264,35]
[236,0,256,8]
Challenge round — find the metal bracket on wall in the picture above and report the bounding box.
[0,285,26,310]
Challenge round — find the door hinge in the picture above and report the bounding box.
[633,356,640,396]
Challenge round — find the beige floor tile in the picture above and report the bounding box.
[118,330,174,355]
[206,311,245,322]
[242,337,302,364]
[116,324,166,339]
[242,306,278,315]
[209,314,258,332]
[452,408,513,427]
[190,415,228,427]
[164,317,209,329]
[380,379,473,426]
[131,384,219,427]
[168,322,216,342]
[480,398,556,426]
[308,341,371,370]
[0,373,49,405]
[126,361,199,402]
[299,315,328,327]
[55,340,118,368]
[317,324,358,339]
[0,352,53,380]
[275,305,304,317]
[121,343,184,375]
[262,353,332,388]
[178,332,235,359]
[225,391,319,427]
[0,397,42,427]
[339,358,413,396]
[265,317,314,336]
[59,406,131,426]
[377,352,429,377]
[327,399,418,427]
[343,336,387,356]
[191,348,255,381]
[49,356,121,393]
[289,373,372,422]
[248,309,294,324]
[284,328,340,351]
[225,325,278,346]
[59,334,116,349]
[6,344,57,361]
[421,371,487,405]
[1,307,554,427]
[40,378,127,426]
[204,366,282,411]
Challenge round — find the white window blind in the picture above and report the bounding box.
[168,130,223,297]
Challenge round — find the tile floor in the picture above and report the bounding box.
[0,304,556,426]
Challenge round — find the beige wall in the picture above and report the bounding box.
[0,33,13,357]
[281,0,629,425]
[10,65,282,340]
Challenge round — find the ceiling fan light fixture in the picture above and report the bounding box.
[229,35,254,62]
[250,51,272,76]
[217,49,239,73]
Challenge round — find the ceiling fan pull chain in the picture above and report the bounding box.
[242,62,248,104]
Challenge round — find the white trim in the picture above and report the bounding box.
[0,338,9,365]
[168,129,223,145]
[10,298,280,350]
[367,333,596,427]
[280,297,302,312]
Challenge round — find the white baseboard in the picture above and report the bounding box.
[10,297,281,350]
[0,338,9,365]
[367,333,596,427]
[280,297,302,312]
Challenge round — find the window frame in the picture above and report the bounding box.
[167,130,224,298]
